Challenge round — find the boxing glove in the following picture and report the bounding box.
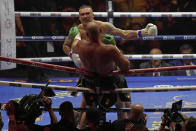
[69,51,82,68]
[102,34,116,46]
[137,23,158,37]
[68,27,79,40]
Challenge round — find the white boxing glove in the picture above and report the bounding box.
[145,23,158,36]
[69,51,82,68]
[137,23,158,37]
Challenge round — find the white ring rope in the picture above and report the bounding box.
[49,107,196,112]
[0,80,196,93]
[16,35,196,41]
[19,54,196,63]
[0,80,91,92]
[15,11,196,18]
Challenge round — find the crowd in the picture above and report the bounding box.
[0,96,196,131]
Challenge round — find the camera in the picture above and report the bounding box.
[163,100,185,130]
[11,83,55,125]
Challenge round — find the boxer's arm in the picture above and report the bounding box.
[73,40,82,54]
[103,22,138,39]
[112,46,130,71]
[63,35,80,55]
[103,22,157,39]
[63,37,73,56]
[71,33,81,53]
[63,27,80,55]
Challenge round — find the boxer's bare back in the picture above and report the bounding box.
[75,22,130,75]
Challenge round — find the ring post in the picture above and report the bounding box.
[0,0,16,70]
[107,0,113,23]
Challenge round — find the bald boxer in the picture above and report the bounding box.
[76,22,130,74]
[74,22,131,128]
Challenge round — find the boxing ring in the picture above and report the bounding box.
[0,76,196,129]
[0,0,196,130]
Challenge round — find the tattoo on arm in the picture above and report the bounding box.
[104,22,124,35]
[104,22,137,39]
[104,22,121,33]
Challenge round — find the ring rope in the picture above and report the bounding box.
[19,54,196,63]
[16,35,196,41]
[0,80,92,92]
[1,56,196,75]
[0,56,90,75]
[44,107,196,112]
[15,11,196,18]
[1,80,196,93]
[112,65,196,75]
[0,104,195,112]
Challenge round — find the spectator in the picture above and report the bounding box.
[112,103,148,131]
[170,44,196,76]
[80,107,102,131]
[182,116,196,131]
[44,101,79,131]
[5,101,29,131]
[139,48,173,76]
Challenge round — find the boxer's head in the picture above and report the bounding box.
[79,5,94,26]
[86,22,100,42]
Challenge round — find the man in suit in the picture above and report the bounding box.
[139,48,173,76]
[170,44,196,76]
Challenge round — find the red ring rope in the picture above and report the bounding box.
[1,56,196,75]
[0,56,90,75]
[111,65,196,75]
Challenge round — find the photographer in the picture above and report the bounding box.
[5,86,57,131]
[5,95,57,131]
[158,100,187,131]
[27,95,58,131]
[159,115,196,131]
[112,104,148,131]
[43,101,79,131]
[18,86,56,125]
[5,101,28,131]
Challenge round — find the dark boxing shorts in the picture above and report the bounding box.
[76,74,131,109]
